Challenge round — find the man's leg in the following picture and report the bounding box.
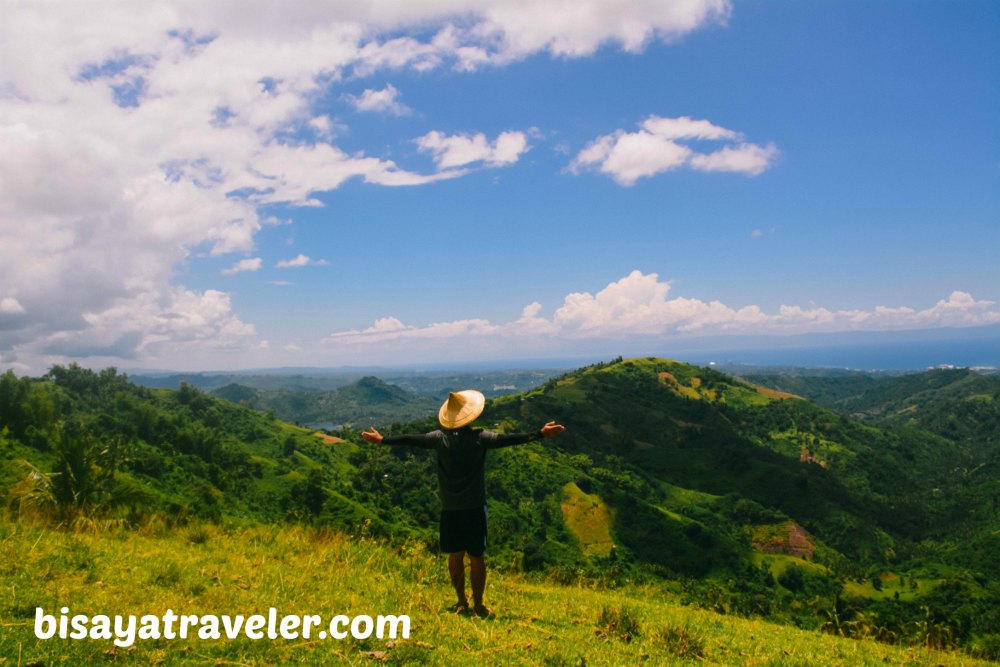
[448,551,468,609]
[469,555,489,617]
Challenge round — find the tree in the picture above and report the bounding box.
[11,421,140,522]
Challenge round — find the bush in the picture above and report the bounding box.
[187,526,211,545]
[653,623,705,659]
[968,633,1000,661]
[777,564,805,592]
[596,604,641,642]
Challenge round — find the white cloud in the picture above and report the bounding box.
[570,115,777,185]
[453,0,731,63]
[307,115,347,140]
[640,116,739,140]
[370,317,408,333]
[1,298,26,315]
[326,315,498,344]
[221,258,262,275]
[324,272,1000,351]
[416,130,530,169]
[571,130,692,185]
[40,287,255,360]
[0,1,731,371]
[344,84,411,115]
[869,291,1000,329]
[751,227,776,238]
[276,254,328,268]
[690,142,778,176]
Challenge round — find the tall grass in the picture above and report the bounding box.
[0,516,992,666]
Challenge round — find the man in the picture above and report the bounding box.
[362,389,565,618]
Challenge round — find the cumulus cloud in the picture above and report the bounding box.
[325,271,1000,349]
[221,258,262,275]
[445,0,732,65]
[570,115,777,185]
[416,130,530,169]
[40,288,256,361]
[0,1,731,370]
[690,142,778,176]
[307,115,347,140]
[344,84,410,115]
[276,254,328,268]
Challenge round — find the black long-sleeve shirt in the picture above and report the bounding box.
[383,426,541,510]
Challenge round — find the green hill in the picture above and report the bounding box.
[742,368,1000,440]
[489,358,966,549]
[745,367,1000,542]
[0,365,373,527]
[2,359,999,659]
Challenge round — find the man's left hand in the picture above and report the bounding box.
[540,421,565,437]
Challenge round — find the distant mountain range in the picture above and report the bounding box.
[128,368,563,398]
[212,376,440,427]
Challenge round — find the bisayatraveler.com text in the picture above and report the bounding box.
[35,607,410,647]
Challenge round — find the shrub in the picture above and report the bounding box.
[968,633,1000,661]
[596,604,641,642]
[777,564,805,592]
[149,560,183,587]
[187,526,211,545]
[652,623,706,659]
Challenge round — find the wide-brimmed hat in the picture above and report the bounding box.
[438,390,485,429]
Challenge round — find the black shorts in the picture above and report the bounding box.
[439,506,488,557]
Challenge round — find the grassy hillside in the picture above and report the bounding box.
[2,517,995,666]
[2,360,999,659]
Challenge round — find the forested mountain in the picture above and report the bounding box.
[745,367,1000,540]
[2,359,998,656]
[744,367,1000,442]
[212,376,439,427]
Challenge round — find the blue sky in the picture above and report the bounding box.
[1,1,997,372]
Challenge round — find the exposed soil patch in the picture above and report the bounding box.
[755,386,802,400]
[752,521,816,560]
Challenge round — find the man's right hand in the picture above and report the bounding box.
[362,427,383,444]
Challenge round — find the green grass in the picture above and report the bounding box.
[842,576,933,602]
[560,482,614,557]
[1,518,994,667]
[548,378,588,403]
[752,552,831,578]
[656,480,721,506]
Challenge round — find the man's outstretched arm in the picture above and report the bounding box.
[362,427,439,448]
[488,421,565,448]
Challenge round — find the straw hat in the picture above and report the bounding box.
[438,390,485,429]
